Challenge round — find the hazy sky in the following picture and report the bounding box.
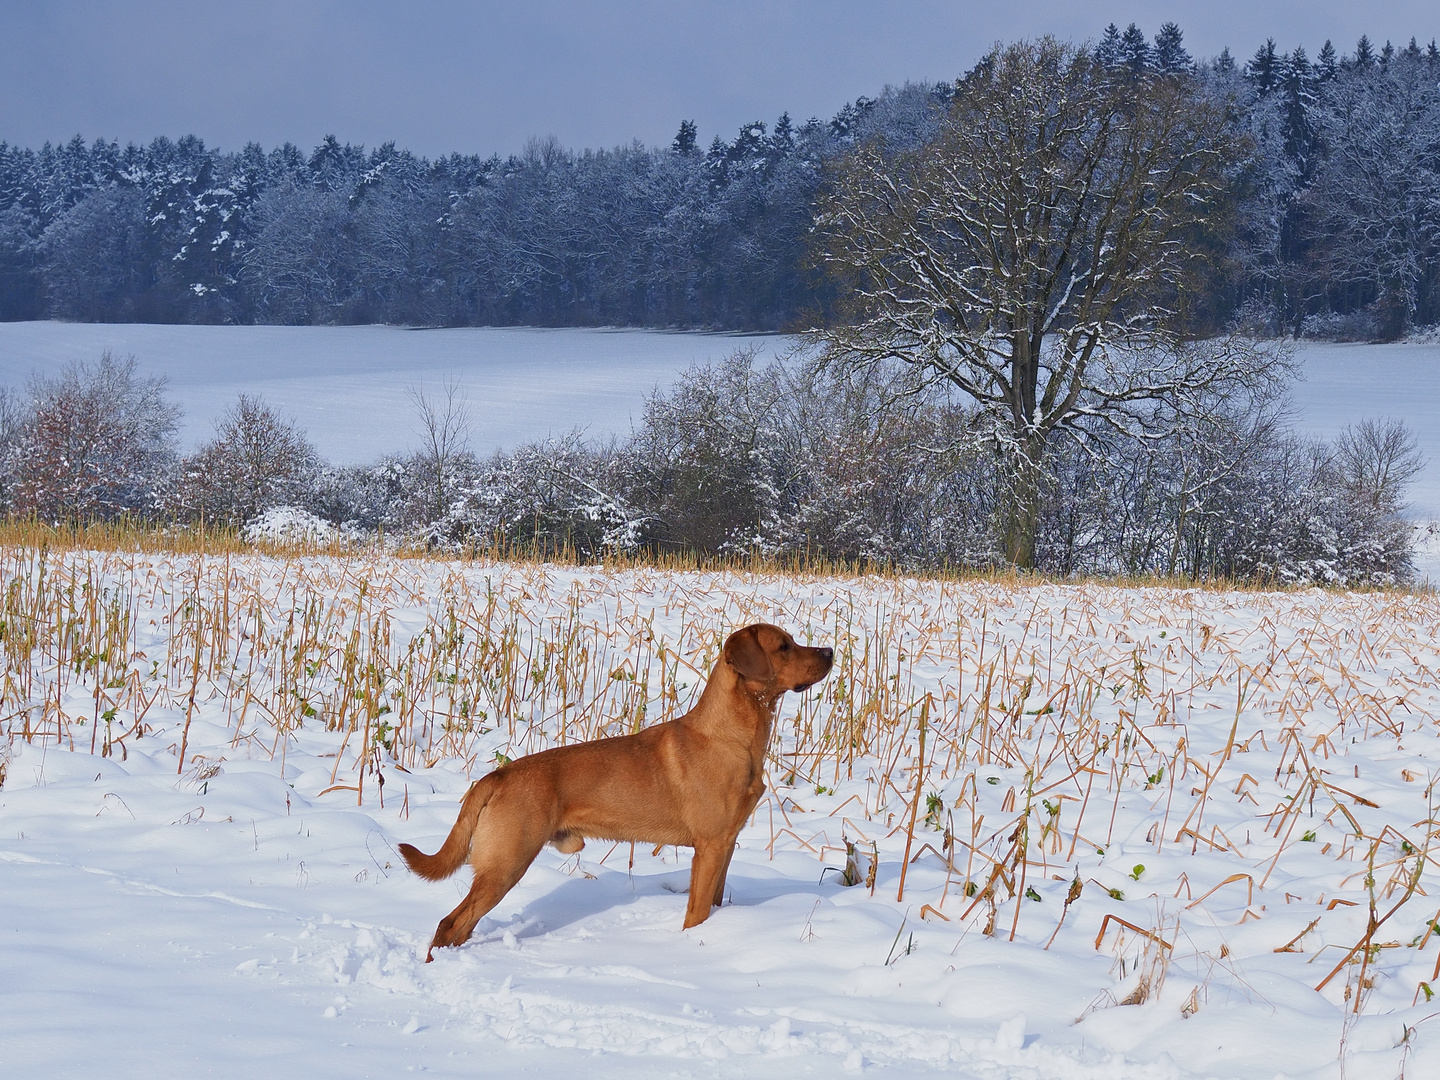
[3,1,1436,159]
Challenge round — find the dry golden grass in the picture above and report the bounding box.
[0,515,1412,592]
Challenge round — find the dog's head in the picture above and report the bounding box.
[722,623,834,695]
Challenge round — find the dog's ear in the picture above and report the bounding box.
[723,625,774,684]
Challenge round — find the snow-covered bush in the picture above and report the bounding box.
[241,506,347,546]
[0,348,1417,585]
[607,352,1419,583]
[171,394,319,525]
[1300,307,1386,342]
[624,348,786,556]
[2,352,179,521]
[439,434,644,556]
[307,457,413,533]
[1033,410,1419,584]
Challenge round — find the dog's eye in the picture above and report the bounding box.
[780,641,790,651]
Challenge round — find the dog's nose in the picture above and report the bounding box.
[818,647,834,665]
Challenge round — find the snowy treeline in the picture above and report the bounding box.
[0,95,935,329]
[1215,32,1440,338]
[0,351,1420,585]
[2,25,1438,338]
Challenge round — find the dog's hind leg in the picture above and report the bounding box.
[425,809,549,961]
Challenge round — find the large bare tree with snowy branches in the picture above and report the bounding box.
[815,38,1287,568]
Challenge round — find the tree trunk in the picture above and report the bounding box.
[1004,437,1046,569]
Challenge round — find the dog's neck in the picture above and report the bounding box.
[689,666,781,757]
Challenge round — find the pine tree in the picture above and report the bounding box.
[830,102,862,140]
[1119,23,1150,75]
[769,112,795,157]
[1096,23,1121,67]
[704,135,728,184]
[1353,35,1376,69]
[1380,40,1394,67]
[1214,47,1236,76]
[1152,23,1192,73]
[1316,40,1338,81]
[672,120,698,156]
[1247,39,1281,93]
[1279,48,1318,180]
[308,135,363,190]
[729,121,767,165]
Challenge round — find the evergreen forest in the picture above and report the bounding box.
[3,25,1439,340]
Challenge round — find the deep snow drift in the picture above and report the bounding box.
[4,549,1440,1078]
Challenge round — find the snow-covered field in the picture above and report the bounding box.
[5,549,1440,1078]
[0,322,787,463]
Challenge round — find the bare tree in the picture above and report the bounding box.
[6,352,179,520]
[1335,417,1424,515]
[407,377,472,524]
[242,183,354,323]
[40,187,152,322]
[173,394,319,524]
[815,38,1287,567]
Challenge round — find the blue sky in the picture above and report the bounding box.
[3,1,1436,158]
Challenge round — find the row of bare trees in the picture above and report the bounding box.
[0,347,1421,584]
[0,353,316,525]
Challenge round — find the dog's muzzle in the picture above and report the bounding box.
[794,647,835,693]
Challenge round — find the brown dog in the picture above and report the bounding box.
[398,623,833,960]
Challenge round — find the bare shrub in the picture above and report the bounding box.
[172,394,319,525]
[393,378,474,526]
[1335,417,1425,516]
[5,352,179,521]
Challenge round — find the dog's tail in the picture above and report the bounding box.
[398,776,496,881]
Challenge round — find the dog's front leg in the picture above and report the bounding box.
[711,837,739,907]
[683,841,729,928]
[711,780,765,907]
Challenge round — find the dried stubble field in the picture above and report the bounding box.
[5,542,1440,1075]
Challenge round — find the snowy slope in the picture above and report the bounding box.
[5,551,1440,1078]
[0,323,788,463]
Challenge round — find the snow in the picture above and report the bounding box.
[242,505,353,545]
[0,323,788,464]
[6,550,1440,1077]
